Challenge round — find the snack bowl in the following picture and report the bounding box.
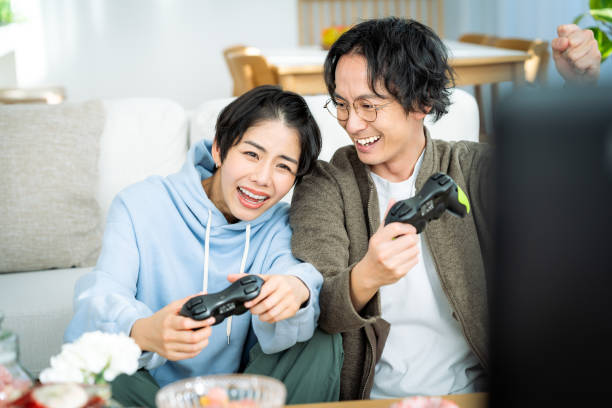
[155,374,286,408]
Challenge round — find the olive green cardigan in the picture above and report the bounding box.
[290,132,492,400]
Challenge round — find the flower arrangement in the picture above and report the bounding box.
[39,331,141,385]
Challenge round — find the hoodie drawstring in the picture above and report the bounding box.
[203,209,251,345]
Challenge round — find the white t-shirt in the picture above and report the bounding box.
[369,154,484,398]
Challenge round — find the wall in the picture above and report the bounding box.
[10,0,611,110]
[12,0,298,108]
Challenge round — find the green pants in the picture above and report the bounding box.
[111,328,343,408]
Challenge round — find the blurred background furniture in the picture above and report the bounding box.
[493,37,550,84]
[457,34,549,141]
[458,33,499,138]
[297,0,445,46]
[223,46,279,97]
[0,86,65,104]
[256,41,528,117]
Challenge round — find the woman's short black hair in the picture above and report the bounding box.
[324,17,454,121]
[214,85,322,182]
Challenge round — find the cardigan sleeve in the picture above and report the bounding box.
[289,161,382,334]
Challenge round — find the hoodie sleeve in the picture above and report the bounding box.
[250,221,323,354]
[63,195,167,370]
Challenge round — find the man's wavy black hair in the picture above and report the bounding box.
[215,85,322,184]
[324,17,455,121]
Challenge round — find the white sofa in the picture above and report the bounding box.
[0,89,478,378]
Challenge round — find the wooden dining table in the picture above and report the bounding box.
[289,393,488,408]
[264,41,529,95]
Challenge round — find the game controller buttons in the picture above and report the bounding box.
[179,275,264,326]
[188,297,203,307]
[240,276,257,285]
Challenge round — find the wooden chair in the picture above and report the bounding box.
[458,33,499,138]
[223,46,279,96]
[297,0,445,46]
[488,38,549,135]
[223,45,248,96]
[458,34,550,142]
[492,38,550,84]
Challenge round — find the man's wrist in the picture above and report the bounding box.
[350,260,379,312]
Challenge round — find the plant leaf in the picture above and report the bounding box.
[591,9,612,24]
[590,26,612,62]
[590,0,612,10]
[574,13,587,25]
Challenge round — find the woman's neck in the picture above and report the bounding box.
[201,173,239,224]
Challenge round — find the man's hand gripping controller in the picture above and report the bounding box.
[179,275,264,325]
[384,172,470,233]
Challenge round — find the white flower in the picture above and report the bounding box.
[39,331,141,385]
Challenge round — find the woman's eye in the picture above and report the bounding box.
[244,151,258,159]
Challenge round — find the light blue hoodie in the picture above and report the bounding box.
[65,140,322,388]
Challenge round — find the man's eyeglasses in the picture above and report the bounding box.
[324,98,392,122]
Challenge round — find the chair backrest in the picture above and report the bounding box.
[223,45,248,96]
[458,33,498,46]
[297,0,445,46]
[493,37,550,84]
[223,47,279,96]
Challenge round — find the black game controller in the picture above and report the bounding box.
[384,172,470,233]
[180,275,264,325]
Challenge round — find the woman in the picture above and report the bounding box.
[65,86,338,407]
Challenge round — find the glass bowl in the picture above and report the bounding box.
[155,374,286,408]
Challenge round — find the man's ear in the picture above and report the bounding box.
[211,139,221,167]
[410,105,432,120]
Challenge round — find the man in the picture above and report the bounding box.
[289,18,600,400]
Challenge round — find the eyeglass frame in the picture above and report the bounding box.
[323,97,393,123]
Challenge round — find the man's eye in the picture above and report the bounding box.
[358,101,375,110]
[334,101,348,109]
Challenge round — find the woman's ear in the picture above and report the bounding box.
[211,140,221,168]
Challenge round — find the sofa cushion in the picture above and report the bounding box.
[98,98,188,217]
[0,101,105,273]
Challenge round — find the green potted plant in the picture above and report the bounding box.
[574,0,612,62]
[0,0,15,26]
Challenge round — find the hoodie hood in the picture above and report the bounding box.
[167,139,283,230]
